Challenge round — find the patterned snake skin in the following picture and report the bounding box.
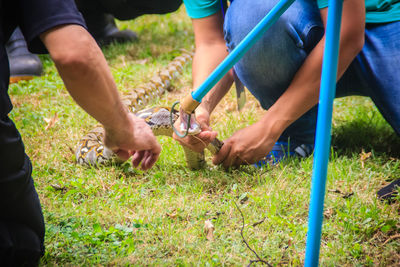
[75,50,223,169]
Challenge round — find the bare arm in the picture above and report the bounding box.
[262,0,365,140]
[173,12,234,152]
[40,25,161,170]
[191,12,234,114]
[214,0,365,168]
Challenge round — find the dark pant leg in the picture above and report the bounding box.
[0,116,45,266]
[76,0,182,21]
[0,222,43,266]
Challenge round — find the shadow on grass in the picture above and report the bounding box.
[332,118,400,158]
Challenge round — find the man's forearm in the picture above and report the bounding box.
[261,0,365,137]
[192,44,234,114]
[191,13,234,115]
[40,25,130,130]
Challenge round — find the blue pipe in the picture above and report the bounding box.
[304,0,343,266]
[191,0,295,102]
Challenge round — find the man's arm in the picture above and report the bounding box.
[173,12,234,152]
[191,13,234,114]
[214,0,365,168]
[40,24,161,170]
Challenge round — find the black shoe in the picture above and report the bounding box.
[377,179,400,203]
[6,28,43,84]
[83,13,138,46]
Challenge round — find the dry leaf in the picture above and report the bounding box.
[252,217,266,227]
[383,234,400,245]
[134,59,149,65]
[328,189,341,194]
[116,55,127,67]
[98,176,108,191]
[204,219,215,241]
[328,189,354,199]
[44,113,59,130]
[66,144,75,155]
[323,207,334,219]
[360,150,372,168]
[50,184,66,191]
[166,210,177,219]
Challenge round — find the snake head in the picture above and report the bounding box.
[179,109,201,135]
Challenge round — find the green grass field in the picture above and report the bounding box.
[9,6,400,266]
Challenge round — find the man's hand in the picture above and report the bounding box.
[173,107,217,152]
[104,113,161,170]
[41,25,162,170]
[213,120,278,168]
[173,12,233,153]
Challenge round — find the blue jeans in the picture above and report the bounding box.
[224,0,400,145]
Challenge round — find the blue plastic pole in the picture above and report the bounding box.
[191,0,295,102]
[304,0,343,266]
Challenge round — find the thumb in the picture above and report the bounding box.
[212,142,231,165]
[113,149,131,162]
[197,130,218,143]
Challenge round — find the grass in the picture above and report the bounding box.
[9,5,400,266]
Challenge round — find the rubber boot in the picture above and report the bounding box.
[75,0,138,47]
[6,28,43,84]
[90,13,138,46]
[377,179,400,203]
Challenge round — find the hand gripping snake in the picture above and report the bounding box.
[75,50,223,169]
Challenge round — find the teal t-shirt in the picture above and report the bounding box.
[318,0,400,23]
[185,0,400,23]
[183,0,222,19]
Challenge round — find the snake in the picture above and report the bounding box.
[75,50,223,169]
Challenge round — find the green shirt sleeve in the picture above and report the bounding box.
[183,0,221,18]
[316,0,400,23]
[317,0,328,9]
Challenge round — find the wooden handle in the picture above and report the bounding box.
[181,94,200,114]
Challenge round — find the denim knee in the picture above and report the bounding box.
[224,0,323,109]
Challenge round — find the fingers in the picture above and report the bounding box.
[141,150,160,170]
[131,151,144,168]
[141,143,161,170]
[188,130,218,151]
[233,157,245,167]
[174,130,218,153]
[213,141,256,168]
[173,108,216,152]
[222,150,242,169]
[104,113,162,170]
[197,130,218,142]
[212,142,231,166]
[131,149,160,170]
[114,149,131,162]
[151,142,162,157]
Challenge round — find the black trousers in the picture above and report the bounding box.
[0,116,45,266]
[76,0,183,20]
